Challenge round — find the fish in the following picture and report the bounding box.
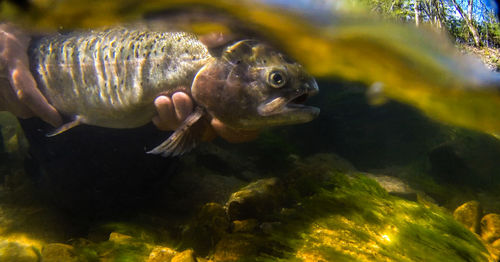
[28,27,320,156]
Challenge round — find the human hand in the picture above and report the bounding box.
[153,92,259,143]
[0,23,62,127]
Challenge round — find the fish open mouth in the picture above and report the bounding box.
[290,93,309,104]
[257,83,320,125]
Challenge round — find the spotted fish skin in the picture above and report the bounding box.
[29,27,211,128]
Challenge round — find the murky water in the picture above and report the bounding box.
[1,0,500,261]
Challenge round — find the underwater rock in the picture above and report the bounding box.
[147,246,177,262]
[164,154,247,215]
[259,222,282,235]
[226,178,284,221]
[109,232,133,242]
[0,112,28,156]
[454,201,483,234]
[179,203,230,257]
[231,219,258,233]
[429,143,472,184]
[191,144,259,178]
[481,213,500,243]
[41,243,77,262]
[428,136,500,187]
[0,240,39,262]
[489,239,500,261]
[365,174,418,201]
[213,234,262,262]
[171,249,196,262]
[0,149,495,261]
[494,238,500,250]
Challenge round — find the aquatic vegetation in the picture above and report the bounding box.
[0,150,493,261]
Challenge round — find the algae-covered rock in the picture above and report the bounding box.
[366,174,418,201]
[171,249,196,262]
[146,246,177,262]
[429,135,500,187]
[210,154,493,261]
[0,112,28,156]
[109,232,133,242]
[490,239,500,261]
[493,238,500,250]
[0,240,39,262]
[213,233,264,262]
[231,219,258,233]
[71,226,154,262]
[0,150,494,261]
[481,213,500,243]
[454,201,483,234]
[41,243,77,262]
[226,178,284,221]
[179,203,229,257]
[147,246,177,262]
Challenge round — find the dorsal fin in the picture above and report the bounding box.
[199,32,238,58]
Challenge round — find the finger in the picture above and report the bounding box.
[172,92,193,122]
[211,118,259,143]
[10,63,62,127]
[0,79,33,118]
[153,95,178,131]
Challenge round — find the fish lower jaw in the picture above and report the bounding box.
[254,102,320,127]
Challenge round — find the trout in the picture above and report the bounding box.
[28,27,319,156]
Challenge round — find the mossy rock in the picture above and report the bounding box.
[0,151,493,261]
[209,154,492,261]
[0,240,40,262]
[454,201,483,234]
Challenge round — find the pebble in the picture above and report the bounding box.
[453,201,483,234]
[481,213,500,243]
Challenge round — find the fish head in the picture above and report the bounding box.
[191,40,319,129]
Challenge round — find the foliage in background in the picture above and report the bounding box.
[353,0,500,47]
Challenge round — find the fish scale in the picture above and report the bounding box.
[25,27,319,156]
[29,27,211,128]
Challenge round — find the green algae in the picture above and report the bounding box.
[74,239,152,262]
[0,150,493,261]
[173,153,492,261]
[267,173,490,261]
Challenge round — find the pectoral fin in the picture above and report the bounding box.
[46,115,84,137]
[148,106,205,157]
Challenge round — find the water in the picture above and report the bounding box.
[0,0,500,261]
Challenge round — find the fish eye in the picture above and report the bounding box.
[268,70,287,88]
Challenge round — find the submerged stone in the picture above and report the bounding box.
[213,234,262,262]
[231,219,258,233]
[366,174,418,201]
[226,178,284,221]
[211,154,493,261]
[171,249,196,262]
[147,246,177,262]
[41,243,77,262]
[429,136,500,187]
[179,203,230,256]
[0,240,39,262]
[454,200,483,234]
[481,213,500,243]
[109,232,133,242]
